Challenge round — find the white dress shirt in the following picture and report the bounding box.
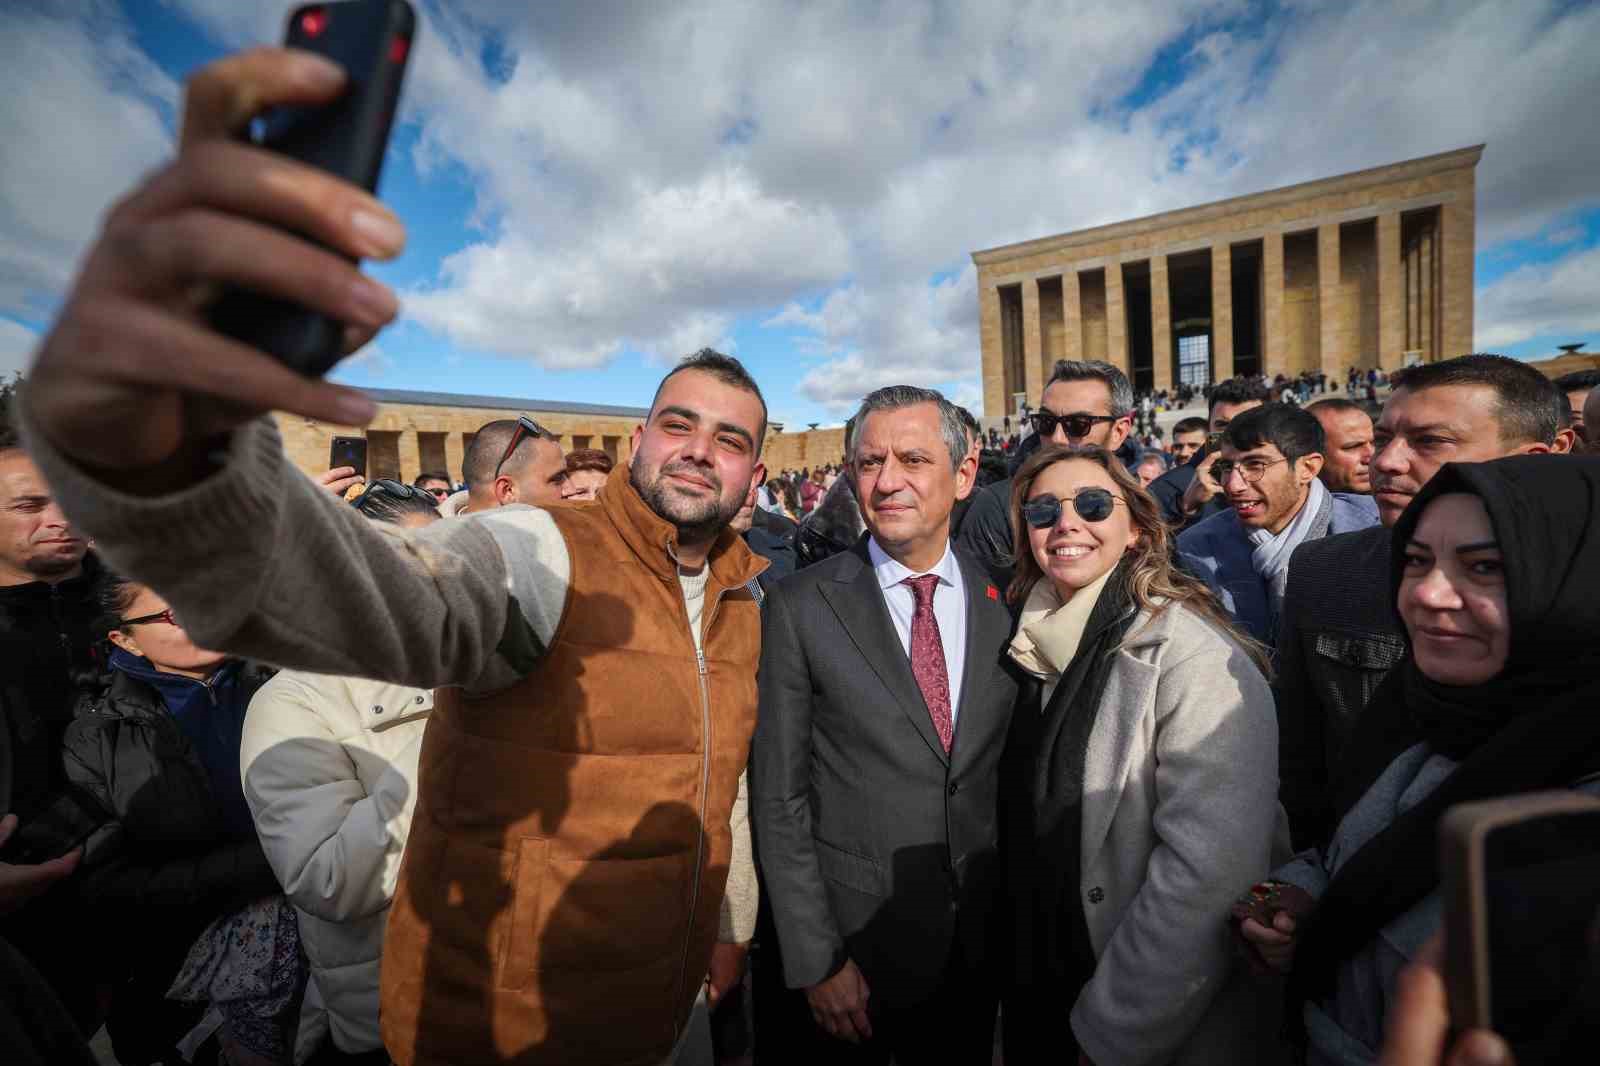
[867,537,968,724]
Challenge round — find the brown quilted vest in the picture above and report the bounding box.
[380,465,766,1065]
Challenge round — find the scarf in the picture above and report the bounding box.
[1290,455,1600,1019]
[1247,475,1331,626]
[1006,565,1116,690]
[1007,561,1139,997]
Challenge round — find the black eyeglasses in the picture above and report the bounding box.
[422,486,451,500]
[350,479,435,510]
[1029,411,1120,439]
[494,415,554,480]
[1022,488,1125,528]
[121,607,179,628]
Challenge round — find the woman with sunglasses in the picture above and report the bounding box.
[60,575,297,1066]
[1000,444,1288,1066]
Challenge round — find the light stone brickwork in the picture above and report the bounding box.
[972,146,1484,415]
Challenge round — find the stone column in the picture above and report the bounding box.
[1211,241,1234,381]
[1317,223,1343,379]
[1377,211,1403,370]
[980,283,1004,416]
[1061,269,1083,363]
[1440,198,1475,360]
[397,429,422,485]
[1106,263,1128,374]
[1262,231,1286,377]
[444,430,466,485]
[1022,277,1045,405]
[1151,254,1173,393]
[1420,224,1435,362]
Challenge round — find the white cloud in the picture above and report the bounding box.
[0,317,39,377]
[1475,245,1600,350]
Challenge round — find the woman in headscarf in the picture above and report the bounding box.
[1000,444,1288,1066]
[1235,454,1600,1065]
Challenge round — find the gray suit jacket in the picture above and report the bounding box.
[1273,525,1407,850]
[750,538,1020,1006]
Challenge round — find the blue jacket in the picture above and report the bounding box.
[1176,492,1380,645]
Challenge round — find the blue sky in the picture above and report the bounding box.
[2,0,1598,428]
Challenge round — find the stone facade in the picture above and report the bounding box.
[974,145,1484,415]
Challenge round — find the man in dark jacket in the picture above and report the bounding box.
[1144,379,1269,529]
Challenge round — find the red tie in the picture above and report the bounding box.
[903,575,953,753]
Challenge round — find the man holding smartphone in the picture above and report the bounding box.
[16,47,765,1066]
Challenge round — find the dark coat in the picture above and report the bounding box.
[1272,525,1407,850]
[744,506,799,583]
[750,538,1020,1007]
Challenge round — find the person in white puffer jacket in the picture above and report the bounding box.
[240,481,440,1064]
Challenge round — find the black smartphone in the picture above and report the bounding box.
[209,0,415,377]
[330,435,368,476]
[1441,792,1600,1060]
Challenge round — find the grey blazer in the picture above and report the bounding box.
[750,538,1020,1007]
[1273,525,1407,851]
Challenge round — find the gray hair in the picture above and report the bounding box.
[1046,360,1134,419]
[846,385,968,471]
[1134,449,1169,473]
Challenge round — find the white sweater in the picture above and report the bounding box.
[241,670,433,1060]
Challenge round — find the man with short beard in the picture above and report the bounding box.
[21,77,772,1058]
[1273,354,1558,850]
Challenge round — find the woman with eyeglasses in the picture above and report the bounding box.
[60,574,296,1066]
[999,444,1289,1066]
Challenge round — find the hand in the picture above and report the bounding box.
[1378,935,1515,1066]
[25,47,402,492]
[805,958,872,1044]
[705,941,748,1011]
[1233,881,1316,976]
[0,814,82,915]
[314,466,365,498]
[1181,450,1222,515]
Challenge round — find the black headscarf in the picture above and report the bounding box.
[1292,454,1600,1008]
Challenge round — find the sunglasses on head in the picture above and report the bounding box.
[1022,487,1125,528]
[494,415,554,480]
[1029,411,1120,439]
[350,479,435,510]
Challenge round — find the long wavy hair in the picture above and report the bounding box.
[1007,444,1271,676]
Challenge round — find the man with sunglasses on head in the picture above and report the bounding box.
[1175,403,1378,647]
[441,416,579,517]
[956,359,1135,589]
[13,48,772,1064]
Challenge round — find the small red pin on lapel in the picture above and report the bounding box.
[986,584,999,601]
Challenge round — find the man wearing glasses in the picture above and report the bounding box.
[446,416,579,516]
[411,470,453,503]
[1175,403,1377,645]
[956,359,1135,588]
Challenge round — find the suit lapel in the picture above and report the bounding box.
[950,552,1010,773]
[818,540,950,765]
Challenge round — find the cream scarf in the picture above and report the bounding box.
[1007,567,1116,702]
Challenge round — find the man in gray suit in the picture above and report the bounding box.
[751,385,1019,1064]
[1274,354,1560,849]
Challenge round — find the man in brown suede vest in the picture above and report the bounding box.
[17,49,772,1064]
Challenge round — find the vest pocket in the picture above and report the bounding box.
[498,837,692,991]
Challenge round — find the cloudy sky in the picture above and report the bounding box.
[2,0,1597,428]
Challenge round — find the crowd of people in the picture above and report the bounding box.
[3,46,1600,1066]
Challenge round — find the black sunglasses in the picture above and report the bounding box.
[350,479,434,510]
[1022,488,1125,528]
[494,415,554,480]
[1029,411,1121,439]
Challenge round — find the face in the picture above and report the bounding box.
[1567,389,1590,441]
[106,586,227,679]
[1218,441,1321,533]
[1210,398,1263,434]
[1038,379,1133,451]
[729,482,759,535]
[1313,407,1375,493]
[1371,385,1549,527]
[416,477,452,503]
[564,468,608,501]
[498,437,575,507]
[852,403,975,565]
[0,450,88,585]
[1585,389,1600,453]
[1170,430,1206,464]
[1398,493,1509,686]
[1135,459,1165,488]
[629,369,766,544]
[1025,458,1139,597]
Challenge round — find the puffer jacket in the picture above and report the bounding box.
[241,670,432,1060]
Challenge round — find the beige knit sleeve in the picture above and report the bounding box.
[717,769,759,943]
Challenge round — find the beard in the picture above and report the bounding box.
[630,459,743,545]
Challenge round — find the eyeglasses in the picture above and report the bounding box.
[1022,488,1125,528]
[494,415,554,481]
[423,486,451,500]
[1029,411,1120,439]
[1210,457,1288,484]
[121,608,179,628]
[350,479,435,510]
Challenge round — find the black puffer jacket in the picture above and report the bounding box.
[61,665,279,914]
